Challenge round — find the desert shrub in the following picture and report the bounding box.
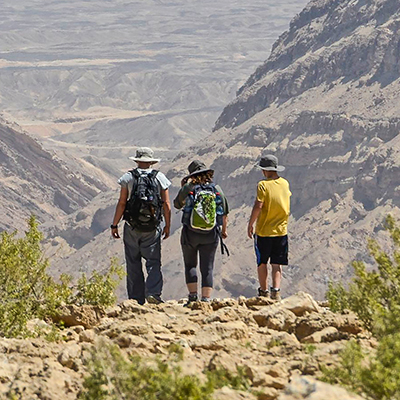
[323,215,400,399]
[323,335,400,400]
[321,340,365,393]
[206,366,250,391]
[80,343,214,400]
[80,342,253,400]
[0,216,123,338]
[326,215,400,335]
[73,258,125,307]
[167,343,185,361]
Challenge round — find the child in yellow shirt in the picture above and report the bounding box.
[247,155,291,300]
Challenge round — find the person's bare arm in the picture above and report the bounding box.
[111,187,128,239]
[247,200,263,239]
[222,215,228,239]
[161,188,171,239]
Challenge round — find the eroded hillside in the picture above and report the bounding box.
[0,119,106,231]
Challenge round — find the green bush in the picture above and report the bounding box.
[0,216,123,338]
[80,342,253,400]
[74,257,125,307]
[324,215,400,399]
[323,335,400,400]
[206,366,250,391]
[80,343,214,400]
[326,215,400,335]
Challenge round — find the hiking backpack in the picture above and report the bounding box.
[183,183,224,232]
[123,169,163,232]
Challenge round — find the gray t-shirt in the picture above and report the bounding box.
[118,168,171,197]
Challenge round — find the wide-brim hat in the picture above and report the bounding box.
[256,154,285,172]
[129,147,160,163]
[184,160,214,179]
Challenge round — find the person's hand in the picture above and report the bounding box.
[247,224,254,239]
[163,225,170,240]
[221,229,228,239]
[111,227,120,239]
[181,177,188,187]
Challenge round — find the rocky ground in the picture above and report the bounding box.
[0,292,369,399]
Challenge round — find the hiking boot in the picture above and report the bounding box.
[201,297,211,302]
[184,293,198,307]
[258,287,269,297]
[146,294,164,305]
[270,287,281,301]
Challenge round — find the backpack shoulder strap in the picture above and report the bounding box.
[148,169,159,180]
[208,182,217,191]
[130,168,141,179]
[191,183,203,197]
[128,169,141,199]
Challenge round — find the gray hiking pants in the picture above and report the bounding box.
[123,223,163,304]
[181,226,218,288]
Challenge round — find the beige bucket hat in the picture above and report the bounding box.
[129,147,160,164]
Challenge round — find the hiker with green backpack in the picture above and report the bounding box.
[174,161,229,304]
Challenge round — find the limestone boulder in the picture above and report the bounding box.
[253,307,296,332]
[279,376,364,400]
[57,344,82,370]
[279,293,320,316]
[213,321,250,340]
[101,320,150,338]
[119,300,152,318]
[204,307,241,323]
[295,310,362,340]
[52,305,105,329]
[0,354,18,384]
[246,365,288,389]
[245,297,275,308]
[214,386,257,400]
[301,327,343,344]
[79,329,97,343]
[266,331,301,349]
[105,305,121,317]
[212,298,238,310]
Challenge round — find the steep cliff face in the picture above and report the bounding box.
[0,119,106,231]
[215,0,400,130]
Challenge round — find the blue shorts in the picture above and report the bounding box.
[254,235,288,266]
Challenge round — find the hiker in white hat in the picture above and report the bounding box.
[247,154,291,301]
[111,147,171,305]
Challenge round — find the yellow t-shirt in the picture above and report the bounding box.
[255,177,291,237]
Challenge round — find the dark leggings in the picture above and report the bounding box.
[181,226,218,287]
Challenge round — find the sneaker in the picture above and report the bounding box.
[270,288,281,301]
[184,293,198,307]
[201,297,210,302]
[258,287,269,297]
[146,294,164,305]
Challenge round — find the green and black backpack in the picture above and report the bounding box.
[183,183,223,232]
